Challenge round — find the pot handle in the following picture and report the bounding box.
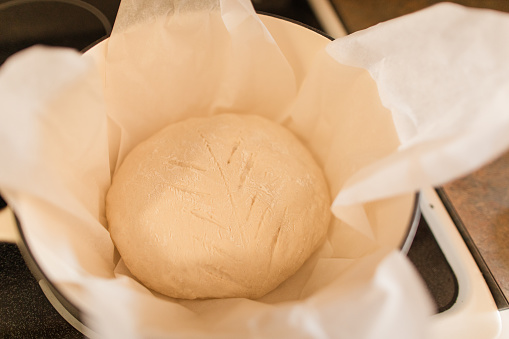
[0,195,19,243]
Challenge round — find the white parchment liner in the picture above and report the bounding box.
[1,1,509,338]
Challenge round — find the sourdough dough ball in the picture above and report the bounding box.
[106,114,330,299]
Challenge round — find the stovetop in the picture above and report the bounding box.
[0,0,493,337]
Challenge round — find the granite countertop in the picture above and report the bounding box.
[441,150,509,308]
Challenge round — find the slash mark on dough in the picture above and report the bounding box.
[191,209,227,230]
[199,132,241,237]
[202,264,250,289]
[227,139,242,165]
[165,158,207,172]
[267,207,288,272]
[238,153,254,190]
[246,192,257,222]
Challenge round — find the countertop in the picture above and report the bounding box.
[441,150,509,308]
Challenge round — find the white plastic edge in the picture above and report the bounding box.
[420,187,501,339]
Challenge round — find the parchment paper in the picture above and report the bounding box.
[1,1,508,338]
[330,3,509,208]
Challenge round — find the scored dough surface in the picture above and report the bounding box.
[106,114,331,299]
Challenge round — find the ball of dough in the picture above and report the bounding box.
[106,114,330,299]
